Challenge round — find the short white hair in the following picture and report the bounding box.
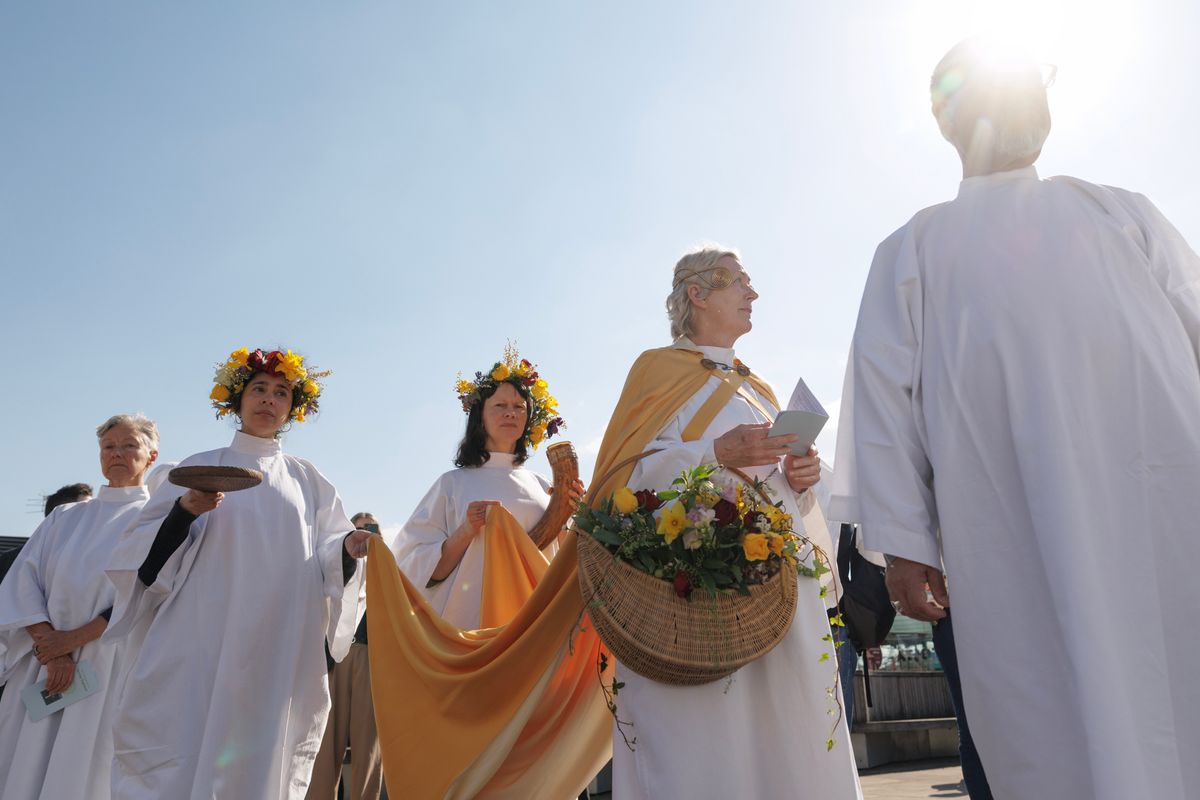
[931,37,1051,168]
[666,245,741,340]
[96,413,160,452]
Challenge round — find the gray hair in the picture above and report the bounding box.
[96,413,160,452]
[666,245,741,340]
[931,37,1051,170]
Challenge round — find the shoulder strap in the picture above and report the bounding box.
[681,371,743,442]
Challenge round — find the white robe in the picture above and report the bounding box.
[0,484,149,800]
[391,452,554,630]
[831,166,1200,800]
[104,431,363,800]
[612,342,862,800]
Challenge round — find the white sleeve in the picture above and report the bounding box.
[837,222,942,568]
[391,476,458,589]
[306,462,361,662]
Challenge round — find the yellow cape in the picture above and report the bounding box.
[366,346,779,797]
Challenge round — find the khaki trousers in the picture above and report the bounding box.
[306,643,384,800]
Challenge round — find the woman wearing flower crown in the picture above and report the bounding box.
[103,347,374,800]
[587,247,862,798]
[391,347,582,630]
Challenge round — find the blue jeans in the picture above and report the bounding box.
[831,621,857,727]
[932,610,993,800]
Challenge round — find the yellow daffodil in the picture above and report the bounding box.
[513,361,530,376]
[657,501,688,544]
[303,379,319,396]
[210,383,231,403]
[229,347,249,368]
[612,487,639,514]
[276,349,307,383]
[532,378,549,399]
[742,533,770,561]
[530,424,546,446]
[456,379,475,395]
[491,364,511,381]
[294,408,306,423]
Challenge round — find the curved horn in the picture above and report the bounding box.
[529,441,580,550]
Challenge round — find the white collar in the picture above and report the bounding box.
[958,165,1040,197]
[672,337,737,370]
[231,430,282,457]
[480,452,518,470]
[97,485,150,503]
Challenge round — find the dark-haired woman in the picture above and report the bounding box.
[103,347,374,800]
[392,350,579,630]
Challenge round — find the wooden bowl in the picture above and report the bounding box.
[168,466,263,493]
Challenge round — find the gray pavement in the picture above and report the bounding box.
[860,758,968,799]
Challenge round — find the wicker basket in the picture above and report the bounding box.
[577,529,797,686]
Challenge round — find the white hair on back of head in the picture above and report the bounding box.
[931,37,1051,168]
[666,245,741,340]
[96,413,160,452]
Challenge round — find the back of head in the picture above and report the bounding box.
[44,482,94,517]
[932,37,1052,175]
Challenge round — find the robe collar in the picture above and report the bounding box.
[231,430,283,457]
[97,484,150,503]
[481,452,518,470]
[672,337,737,372]
[958,165,1040,197]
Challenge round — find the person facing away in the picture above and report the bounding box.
[830,36,1200,800]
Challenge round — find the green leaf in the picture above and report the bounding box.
[657,490,679,501]
[591,528,624,547]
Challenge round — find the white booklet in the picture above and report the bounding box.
[768,409,829,456]
[21,660,100,722]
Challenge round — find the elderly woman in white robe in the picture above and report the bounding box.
[0,414,158,799]
[608,247,863,799]
[103,348,374,800]
[393,351,580,630]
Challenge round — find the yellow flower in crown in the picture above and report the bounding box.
[742,532,770,561]
[612,487,639,515]
[229,347,249,368]
[303,379,319,396]
[210,384,230,403]
[276,350,307,383]
[657,501,688,544]
[490,363,511,381]
[531,378,549,399]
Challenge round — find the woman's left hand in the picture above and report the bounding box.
[31,627,83,665]
[549,478,586,512]
[344,528,379,559]
[783,447,821,493]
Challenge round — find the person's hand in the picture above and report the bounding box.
[462,500,501,535]
[344,528,378,559]
[783,446,821,493]
[44,655,76,694]
[885,557,949,622]
[713,423,797,469]
[180,490,224,516]
[548,479,586,512]
[30,627,82,665]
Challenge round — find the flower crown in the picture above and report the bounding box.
[454,344,564,449]
[210,347,329,423]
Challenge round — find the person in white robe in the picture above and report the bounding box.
[611,247,862,799]
[104,348,374,800]
[393,351,580,630]
[831,37,1200,800]
[0,414,158,799]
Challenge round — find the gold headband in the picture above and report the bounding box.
[673,265,733,290]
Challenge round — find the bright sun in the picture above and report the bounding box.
[904,0,1142,116]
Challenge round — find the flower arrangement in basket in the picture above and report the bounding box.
[575,464,827,601]
[574,462,844,749]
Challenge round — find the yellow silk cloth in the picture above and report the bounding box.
[367,507,610,799]
[366,347,779,798]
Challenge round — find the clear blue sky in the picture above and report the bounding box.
[2,1,1197,535]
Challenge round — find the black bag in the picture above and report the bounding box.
[836,523,896,651]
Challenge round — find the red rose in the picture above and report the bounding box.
[635,489,663,512]
[742,511,761,533]
[713,498,739,527]
[673,571,693,600]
